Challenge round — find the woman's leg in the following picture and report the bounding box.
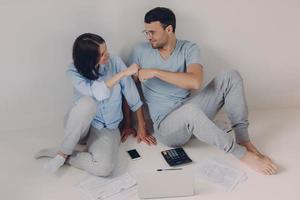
[68,127,121,177]
[44,96,97,172]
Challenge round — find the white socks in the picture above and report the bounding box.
[44,154,66,173]
[35,148,58,159]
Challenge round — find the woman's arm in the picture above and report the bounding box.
[120,100,137,142]
[67,64,139,101]
[135,107,156,146]
[105,64,139,88]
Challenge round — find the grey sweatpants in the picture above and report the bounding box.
[60,96,120,177]
[155,70,249,159]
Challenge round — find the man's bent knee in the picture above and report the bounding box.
[219,69,243,83]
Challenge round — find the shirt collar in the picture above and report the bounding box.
[98,64,107,76]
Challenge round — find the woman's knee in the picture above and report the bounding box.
[69,96,97,121]
[90,162,115,177]
[77,96,97,114]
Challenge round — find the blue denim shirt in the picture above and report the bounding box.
[66,55,143,130]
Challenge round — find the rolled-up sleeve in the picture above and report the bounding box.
[122,77,143,112]
[114,57,143,112]
[66,65,111,101]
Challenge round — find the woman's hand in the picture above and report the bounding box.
[124,63,140,76]
[137,126,157,146]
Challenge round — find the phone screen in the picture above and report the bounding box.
[127,149,141,160]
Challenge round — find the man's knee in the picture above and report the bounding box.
[218,69,243,83]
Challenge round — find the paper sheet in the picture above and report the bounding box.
[76,172,137,200]
[196,157,247,191]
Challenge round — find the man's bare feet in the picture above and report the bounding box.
[239,141,272,162]
[240,151,278,175]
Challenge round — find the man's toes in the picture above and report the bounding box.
[262,169,270,175]
[265,159,277,172]
[268,164,277,175]
[267,165,275,175]
[270,165,277,174]
[271,163,278,171]
[267,167,274,175]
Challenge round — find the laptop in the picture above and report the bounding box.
[137,168,194,199]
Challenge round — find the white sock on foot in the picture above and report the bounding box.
[44,155,66,173]
[35,148,58,159]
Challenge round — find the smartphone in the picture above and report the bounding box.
[127,149,141,160]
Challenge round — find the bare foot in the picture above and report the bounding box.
[239,141,272,162]
[240,151,277,175]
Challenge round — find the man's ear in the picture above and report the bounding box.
[166,25,173,34]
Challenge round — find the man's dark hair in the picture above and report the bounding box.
[72,33,105,80]
[144,7,176,33]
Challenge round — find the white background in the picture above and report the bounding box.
[0,0,299,132]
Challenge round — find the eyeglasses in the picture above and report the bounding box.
[142,30,156,37]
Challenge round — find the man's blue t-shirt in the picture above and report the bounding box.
[129,40,202,126]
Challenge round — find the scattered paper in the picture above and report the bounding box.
[196,157,247,191]
[76,172,137,200]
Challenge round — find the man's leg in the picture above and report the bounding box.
[68,127,120,177]
[156,102,247,158]
[187,70,249,143]
[184,69,277,174]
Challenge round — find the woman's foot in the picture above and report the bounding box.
[240,151,277,175]
[44,152,67,173]
[34,148,58,159]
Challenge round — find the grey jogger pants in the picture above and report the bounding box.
[155,70,249,159]
[60,96,120,176]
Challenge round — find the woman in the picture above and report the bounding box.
[35,33,156,176]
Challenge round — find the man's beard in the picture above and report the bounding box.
[151,41,165,49]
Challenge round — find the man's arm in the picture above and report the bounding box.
[138,63,204,90]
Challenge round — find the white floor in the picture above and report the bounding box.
[1,108,300,200]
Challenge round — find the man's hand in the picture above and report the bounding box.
[137,126,157,146]
[121,127,137,142]
[138,69,156,82]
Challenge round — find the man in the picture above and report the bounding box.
[128,7,277,175]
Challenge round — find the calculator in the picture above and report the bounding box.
[161,147,192,167]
